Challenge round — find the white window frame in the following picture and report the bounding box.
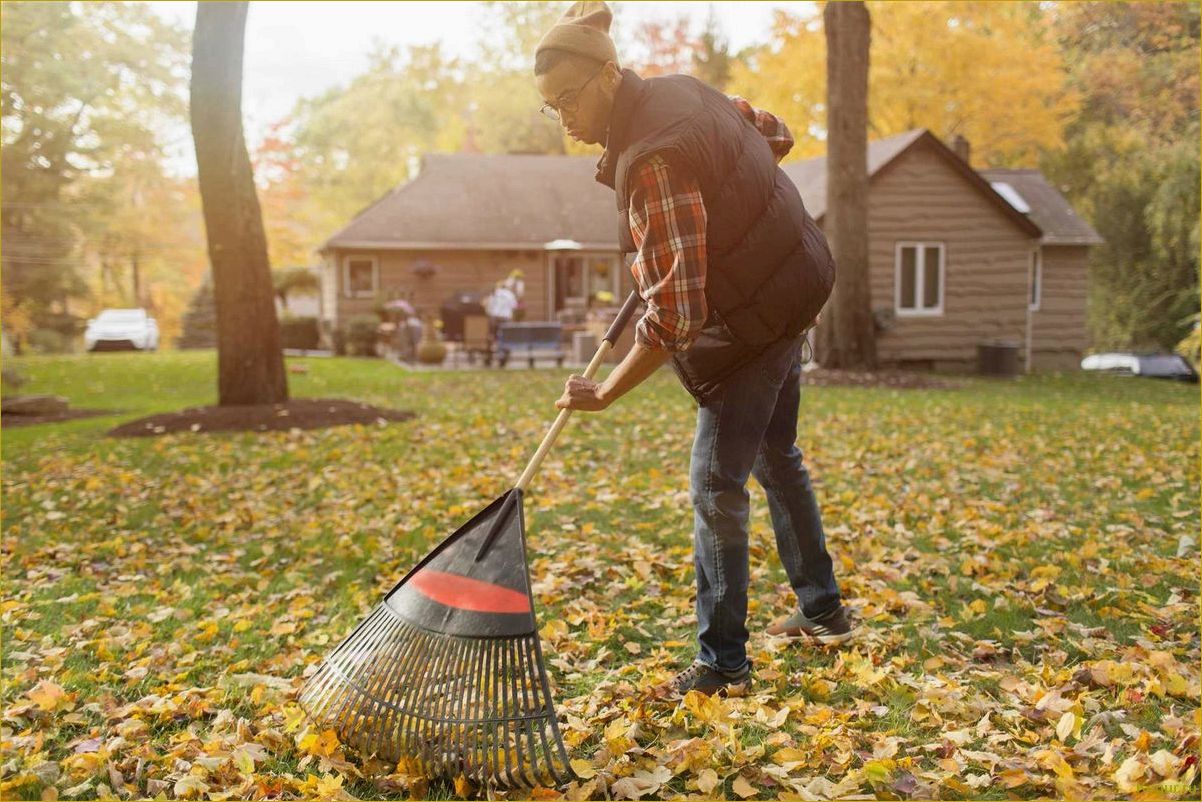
[342,255,378,299]
[1029,249,1042,311]
[894,241,945,317]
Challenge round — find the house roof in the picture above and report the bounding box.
[321,153,619,252]
[781,128,1045,240]
[978,168,1105,245]
[322,129,1106,253]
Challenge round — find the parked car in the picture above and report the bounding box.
[85,308,159,352]
[1080,352,1198,382]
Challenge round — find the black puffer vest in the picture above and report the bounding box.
[595,69,835,403]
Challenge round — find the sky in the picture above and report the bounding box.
[149,1,815,175]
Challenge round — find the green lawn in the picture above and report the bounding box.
[2,350,1198,801]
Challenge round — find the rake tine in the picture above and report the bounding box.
[448,637,477,775]
[460,636,484,780]
[395,625,435,770]
[419,627,457,773]
[513,635,539,785]
[342,610,396,752]
[482,636,500,786]
[358,612,408,759]
[432,634,467,775]
[382,619,420,764]
[509,637,537,788]
[530,631,572,785]
[325,605,391,735]
[497,634,516,788]
[372,617,422,763]
[406,627,441,775]
[521,634,553,785]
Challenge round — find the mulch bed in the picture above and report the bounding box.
[106,398,415,438]
[798,368,966,389]
[2,409,120,428]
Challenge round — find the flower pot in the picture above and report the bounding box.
[416,339,447,365]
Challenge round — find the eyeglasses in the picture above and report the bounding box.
[539,63,606,122]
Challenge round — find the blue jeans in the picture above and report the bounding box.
[689,333,843,672]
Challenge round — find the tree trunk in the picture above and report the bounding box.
[190,2,287,405]
[818,1,877,370]
[131,249,141,307]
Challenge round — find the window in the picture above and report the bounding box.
[1029,250,1041,311]
[342,256,377,299]
[895,242,944,316]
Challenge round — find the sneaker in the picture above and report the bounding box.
[765,605,856,645]
[650,659,751,700]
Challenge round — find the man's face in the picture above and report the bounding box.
[535,59,619,146]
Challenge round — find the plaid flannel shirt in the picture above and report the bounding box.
[628,95,795,351]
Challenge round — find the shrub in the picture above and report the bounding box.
[344,315,380,356]
[27,328,73,354]
[280,315,320,350]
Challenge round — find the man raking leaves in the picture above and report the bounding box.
[534,1,856,699]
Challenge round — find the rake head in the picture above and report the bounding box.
[297,490,573,788]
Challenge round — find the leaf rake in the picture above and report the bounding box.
[298,292,641,788]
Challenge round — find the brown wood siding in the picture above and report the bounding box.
[819,139,1037,368]
[330,248,548,322]
[1031,244,1090,371]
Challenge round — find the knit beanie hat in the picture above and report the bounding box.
[534,1,619,67]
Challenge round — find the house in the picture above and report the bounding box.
[317,154,636,359]
[318,130,1102,371]
[781,130,1103,372]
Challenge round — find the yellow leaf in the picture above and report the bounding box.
[862,759,895,785]
[233,748,255,776]
[569,759,597,780]
[27,681,69,712]
[300,728,341,758]
[623,641,642,655]
[1055,711,1076,742]
[1115,755,1147,792]
[998,768,1029,788]
[174,776,210,799]
[773,747,808,767]
[603,718,634,754]
[696,769,720,795]
[315,773,344,799]
[731,774,757,799]
[683,690,729,725]
[454,774,472,797]
[1036,749,1074,780]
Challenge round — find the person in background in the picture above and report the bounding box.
[485,280,518,339]
[502,268,526,321]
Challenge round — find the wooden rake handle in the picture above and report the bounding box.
[514,289,642,491]
[474,291,641,563]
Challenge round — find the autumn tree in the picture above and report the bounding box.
[0,1,189,343]
[818,1,876,370]
[729,2,1075,164]
[191,1,287,405]
[1042,1,1200,350]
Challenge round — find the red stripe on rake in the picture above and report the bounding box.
[409,568,532,614]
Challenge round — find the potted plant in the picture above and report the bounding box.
[416,316,447,365]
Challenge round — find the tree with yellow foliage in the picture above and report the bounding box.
[729,1,1078,167]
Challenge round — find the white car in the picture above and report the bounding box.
[1080,352,1197,382]
[85,308,159,352]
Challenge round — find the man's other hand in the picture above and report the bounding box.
[555,374,609,412]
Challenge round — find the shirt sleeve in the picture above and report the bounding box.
[626,154,708,352]
[729,95,794,162]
